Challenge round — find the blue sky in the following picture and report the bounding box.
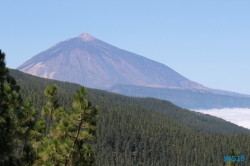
[1,1,250,94]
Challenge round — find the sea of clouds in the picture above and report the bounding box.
[193,108,250,130]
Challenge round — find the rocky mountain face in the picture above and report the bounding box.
[17,32,250,102]
[17,32,207,90]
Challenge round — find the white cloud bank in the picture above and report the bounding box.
[193,108,250,130]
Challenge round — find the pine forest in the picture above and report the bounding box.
[1,51,250,165]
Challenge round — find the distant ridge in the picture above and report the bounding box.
[108,84,250,109]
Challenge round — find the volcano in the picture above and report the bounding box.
[17,32,207,90]
[17,32,249,101]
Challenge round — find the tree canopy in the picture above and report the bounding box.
[0,50,98,165]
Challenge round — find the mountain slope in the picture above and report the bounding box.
[9,69,250,135]
[8,69,250,165]
[17,32,206,90]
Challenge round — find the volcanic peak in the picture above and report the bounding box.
[77,32,96,41]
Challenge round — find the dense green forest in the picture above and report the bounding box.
[1,52,98,165]
[9,69,250,136]
[8,69,250,165]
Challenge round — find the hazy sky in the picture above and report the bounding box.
[1,1,250,94]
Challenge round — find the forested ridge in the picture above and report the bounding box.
[9,69,250,165]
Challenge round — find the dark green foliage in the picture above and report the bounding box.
[1,52,98,166]
[9,69,250,135]
[87,90,250,135]
[0,50,15,164]
[0,51,36,165]
[33,85,98,165]
[8,69,250,165]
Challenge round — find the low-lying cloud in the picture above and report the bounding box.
[193,108,250,130]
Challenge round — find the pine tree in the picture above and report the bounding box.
[0,50,37,165]
[17,99,37,165]
[0,50,17,164]
[34,85,98,165]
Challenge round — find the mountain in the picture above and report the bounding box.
[17,32,250,109]
[17,32,207,90]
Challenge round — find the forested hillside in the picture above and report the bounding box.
[10,69,250,135]
[9,69,250,165]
